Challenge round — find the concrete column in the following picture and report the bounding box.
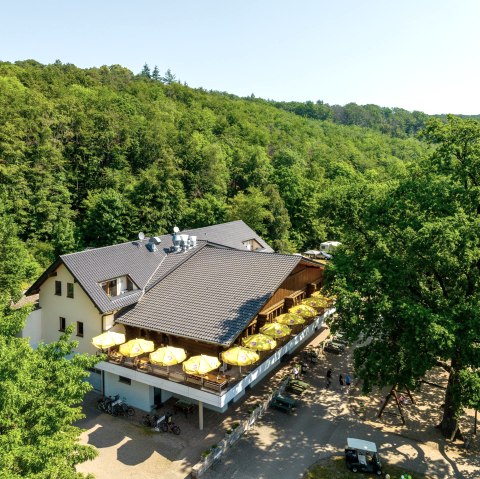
[199,400,204,430]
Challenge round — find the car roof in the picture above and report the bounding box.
[347,438,378,453]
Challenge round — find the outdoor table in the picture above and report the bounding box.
[203,372,228,392]
[136,358,150,372]
[174,399,195,418]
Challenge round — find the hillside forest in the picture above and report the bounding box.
[0,60,428,299]
[1,60,480,452]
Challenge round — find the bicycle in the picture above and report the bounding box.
[97,394,118,414]
[111,397,135,417]
[141,413,161,427]
[160,412,181,435]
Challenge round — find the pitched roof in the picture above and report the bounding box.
[183,220,273,252]
[26,221,273,313]
[116,246,303,346]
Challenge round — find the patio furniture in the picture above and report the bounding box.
[174,399,195,417]
[203,372,228,392]
[270,394,297,414]
[136,357,151,372]
[287,378,309,395]
[109,350,123,364]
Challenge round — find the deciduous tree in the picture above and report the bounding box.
[328,116,480,439]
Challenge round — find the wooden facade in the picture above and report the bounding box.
[123,259,323,357]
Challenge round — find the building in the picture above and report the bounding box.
[24,220,331,428]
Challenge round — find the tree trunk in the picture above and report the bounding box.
[438,356,463,440]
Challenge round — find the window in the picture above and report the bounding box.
[59,317,66,332]
[55,281,62,296]
[101,279,118,297]
[77,321,84,337]
[67,282,74,299]
[119,376,131,385]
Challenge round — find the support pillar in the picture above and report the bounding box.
[198,400,204,430]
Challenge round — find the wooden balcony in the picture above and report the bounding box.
[105,348,262,395]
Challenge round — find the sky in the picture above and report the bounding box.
[1,0,480,115]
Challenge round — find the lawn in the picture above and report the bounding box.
[305,455,432,479]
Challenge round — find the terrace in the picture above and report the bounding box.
[99,299,335,408]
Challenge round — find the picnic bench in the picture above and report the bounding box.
[270,394,297,414]
[287,378,309,395]
[174,399,195,417]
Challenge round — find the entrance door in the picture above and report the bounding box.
[153,387,162,408]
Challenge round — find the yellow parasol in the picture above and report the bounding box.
[276,313,306,326]
[182,354,221,375]
[221,346,259,366]
[92,331,125,349]
[119,338,155,357]
[150,346,186,366]
[242,334,277,351]
[303,296,329,309]
[259,322,291,338]
[221,346,259,375]
[289,304,317,318]
[311,291,335,303]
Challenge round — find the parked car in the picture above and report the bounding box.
[345,438,383,475]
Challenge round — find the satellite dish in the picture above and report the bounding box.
[173,226,180,233]
[138,232,145,241]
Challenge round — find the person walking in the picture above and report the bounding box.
[339,374,344,386]
[326,369,332,388]
[345,374,351,387]
[292,363,300,380]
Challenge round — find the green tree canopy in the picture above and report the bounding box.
[0,298,98,478]
[328,116,480,439]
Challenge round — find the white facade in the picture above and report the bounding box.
[23,263,125,355]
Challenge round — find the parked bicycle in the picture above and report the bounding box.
[111,396,135,417]
[97,394,118,414]
[141,413,161,428]
[160,412,181,435]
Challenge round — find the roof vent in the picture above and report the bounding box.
[146,242,157,252]
[149,236,162,245]
[180,234,189,252]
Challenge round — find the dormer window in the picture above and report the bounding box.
[100,275,137,298]
[102,279,118,297]
[242,239,262,251]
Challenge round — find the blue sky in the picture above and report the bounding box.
[2,0,479,114]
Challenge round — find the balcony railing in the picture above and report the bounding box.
[103,304,333,397]
[105,352,255,395]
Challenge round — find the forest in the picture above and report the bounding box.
[0,60,428,298]
[1,60,480,462]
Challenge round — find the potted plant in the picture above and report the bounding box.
[201,447,212,461]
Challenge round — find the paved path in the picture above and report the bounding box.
[203,351,467,479]
[76,345,477,479]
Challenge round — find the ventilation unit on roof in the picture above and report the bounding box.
[170,227,198,253]
[146,242,157,252]
[149,236,162,245]
[179,234,189,252]
[172,226,182,252]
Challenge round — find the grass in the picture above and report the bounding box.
[305,456,432,479]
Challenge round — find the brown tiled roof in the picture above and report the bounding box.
[116,246,302,346]
[26,221,273,313]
